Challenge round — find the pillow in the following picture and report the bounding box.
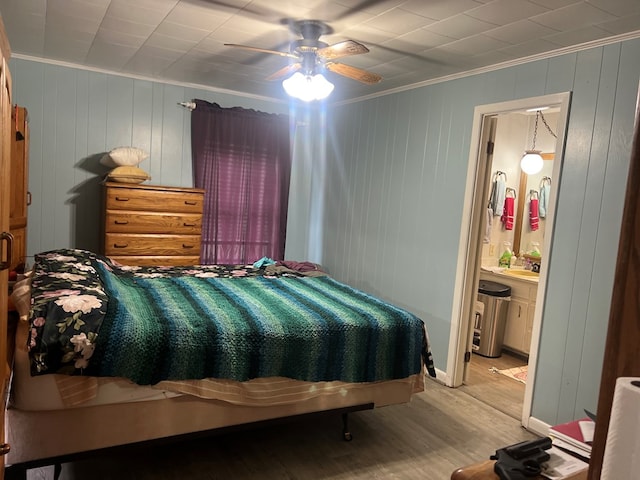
[100,147,149,167]
[106,166,151,184]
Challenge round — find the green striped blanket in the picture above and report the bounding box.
[27,249,435,385]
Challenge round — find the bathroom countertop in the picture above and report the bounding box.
[480,267,539,284]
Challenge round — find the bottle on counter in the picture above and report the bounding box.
[530,242,541,257]
[498,241,513,268]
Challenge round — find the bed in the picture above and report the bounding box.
[5,249,436,475]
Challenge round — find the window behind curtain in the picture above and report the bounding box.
[191,100,291,264]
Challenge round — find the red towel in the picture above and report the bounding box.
[501,197,514,230]
[530,198,539,231]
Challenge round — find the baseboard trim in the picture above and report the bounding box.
[527,416,551,437]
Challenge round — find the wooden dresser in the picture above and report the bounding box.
[101,182,205,266]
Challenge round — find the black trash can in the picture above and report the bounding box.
[473,280,511,358]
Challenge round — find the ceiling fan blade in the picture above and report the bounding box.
[331,0,392,21]
[317,40,369,60]
[224,44,299,60]
[199,1,265,16]
[326,63,382,84]
[266,63,301,81]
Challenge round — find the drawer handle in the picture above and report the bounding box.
[113,243,129,249]
[115,196,130,202]
[182,244,195,249]
[0,442,10,456]
[183,222,196,227]
[114,220,129,225]
[184,200,197,205]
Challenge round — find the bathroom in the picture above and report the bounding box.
[462,106,561,420]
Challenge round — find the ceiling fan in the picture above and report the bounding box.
[224,19,383,87]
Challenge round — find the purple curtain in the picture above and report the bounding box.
[191,100,291,264]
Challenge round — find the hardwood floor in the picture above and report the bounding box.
[461,350,528,420]
[24,368,538,480]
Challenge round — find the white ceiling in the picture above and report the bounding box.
[1,0,639,102]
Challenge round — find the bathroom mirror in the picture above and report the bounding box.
[481,109,559,266]
[513,153,553,256]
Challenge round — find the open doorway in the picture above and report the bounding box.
[447,92,571,428]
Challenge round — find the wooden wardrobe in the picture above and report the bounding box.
[0,14,13,480]
[8,105,28,272]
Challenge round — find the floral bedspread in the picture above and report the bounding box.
[27,249,436,383]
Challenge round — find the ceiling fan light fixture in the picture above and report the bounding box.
[282,72,334,101]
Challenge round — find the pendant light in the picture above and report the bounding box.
[521,110,557,175]
[520,150,544,175]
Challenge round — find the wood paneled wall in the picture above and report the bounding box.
[321,38,640,427]
[589,83,640,480]
[9,58,287,258]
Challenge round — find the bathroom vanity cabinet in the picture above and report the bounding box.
[479,271,538,355]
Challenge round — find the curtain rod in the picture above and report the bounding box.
[178,101,196,111]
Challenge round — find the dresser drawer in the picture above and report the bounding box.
[105,210,202,234]
[107,255,201,267]
[104,233,201,257]
[105,187,204,214]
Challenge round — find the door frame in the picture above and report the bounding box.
[447,92,571,428]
